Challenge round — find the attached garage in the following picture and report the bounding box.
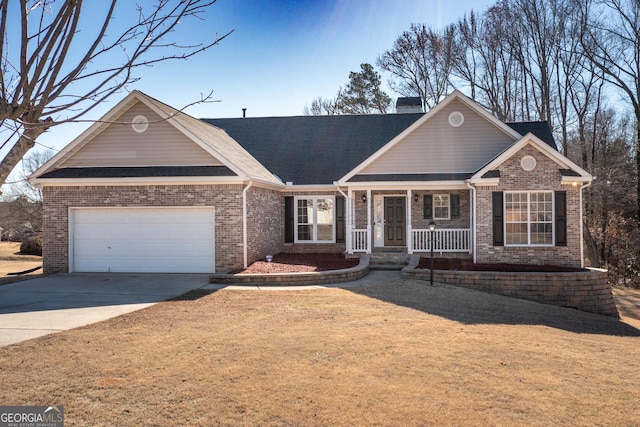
[70,207,215,273]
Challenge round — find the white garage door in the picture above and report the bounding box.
[71,207,215,273]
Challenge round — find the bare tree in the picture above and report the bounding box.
[0,0,231,186]
[377,23,456,109]
[579,0,640,227]
[303,97,339,116]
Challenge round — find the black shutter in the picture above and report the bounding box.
[335,196,346,243]
[423,194,433,219]
[492,192,504,246]
[285,196,294,243]
[555,191,567,246]
[451,194,460,219]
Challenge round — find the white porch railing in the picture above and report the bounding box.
[412,228,471,252]
[351,229,370,252]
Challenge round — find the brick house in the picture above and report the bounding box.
[31,90,592,274]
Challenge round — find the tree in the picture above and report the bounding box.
[335,63,391,114]
[579,0,640,227]
[0,0,231,187]
[303,63,391,115]
[378,23,456,109]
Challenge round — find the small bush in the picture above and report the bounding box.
[20,235,43,256]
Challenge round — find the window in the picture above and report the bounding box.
[505,192,553,246]
[295,196,335,242]
[433,194,450,220]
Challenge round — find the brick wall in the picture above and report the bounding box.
[246,187,282,266]
[475,144,583,267]
[42,184,244,274]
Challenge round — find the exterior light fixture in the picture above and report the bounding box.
[428,221,437,286]
[362,193,367,203]
[414,193,419,203]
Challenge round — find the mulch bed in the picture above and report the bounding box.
[233,253,359,274]
[417,257,587,272]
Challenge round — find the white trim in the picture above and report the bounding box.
[344,181,469,191]
[281,184,338,192]
[466,182,477,261]
[407,190,413,254]
[293,195,337,243]
[433,194,451,220]
[131,115,149,133]
[339,90,522,184]
[33,176,284,190]
[503,191,555,247]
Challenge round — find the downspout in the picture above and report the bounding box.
[466,181,477,263]
[579,180,593,268]
[242,180,253,269]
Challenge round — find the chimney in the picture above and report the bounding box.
[242,108,247,118]
[395,97,423,113]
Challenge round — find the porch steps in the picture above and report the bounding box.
[369,248,409,270]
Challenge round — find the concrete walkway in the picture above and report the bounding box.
[0,273,210,347]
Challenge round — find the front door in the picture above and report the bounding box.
[384,197,406,246]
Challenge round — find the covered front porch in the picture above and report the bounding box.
[342,188,473,256]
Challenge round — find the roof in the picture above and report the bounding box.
[348,173,472,182]
[203,114,424,185]
[204,114,558,185]
[505,121,557,150]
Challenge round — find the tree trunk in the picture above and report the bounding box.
[0,127,44,188]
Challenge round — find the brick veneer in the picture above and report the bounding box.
[42,184,245,273]
[475,145,583,267]
[246,186,283,266]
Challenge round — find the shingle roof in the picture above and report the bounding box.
[348,173,472,182]
[505,121,557,150]
[203,114,424,185]
[39,166,236,179]
[204,115,558,185]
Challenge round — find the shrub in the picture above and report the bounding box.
[20,235,43,256]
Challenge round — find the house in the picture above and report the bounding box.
[30,90,593,274]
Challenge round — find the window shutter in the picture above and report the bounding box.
[285,196,294,243]
[492,192,504,246]
[451,194,460,219]
[423,194,433,219]
[555,191,567,246]
[335,196,346,243]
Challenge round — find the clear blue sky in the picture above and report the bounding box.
[13,0,496,167]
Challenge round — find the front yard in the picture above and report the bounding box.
[1,279,639,425]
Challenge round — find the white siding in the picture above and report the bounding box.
[59,101,223,168]
[361,99,517,175]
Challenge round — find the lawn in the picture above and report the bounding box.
[0,241,42,285]
[1,279,639,426]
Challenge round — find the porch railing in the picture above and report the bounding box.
[351,229,370,252]
[412,228,471,252]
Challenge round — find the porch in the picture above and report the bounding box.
[344,189,473,256]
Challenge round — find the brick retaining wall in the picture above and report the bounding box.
[403,266,618,316]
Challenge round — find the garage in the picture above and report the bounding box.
[70,207,215,273]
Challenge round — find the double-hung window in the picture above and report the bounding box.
[505,191,553,246]
[295,196,335,243]
[433,194,450,220]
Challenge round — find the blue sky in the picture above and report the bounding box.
[8,0,496,176]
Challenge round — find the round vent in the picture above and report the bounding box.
[131,115,149,133]
[521,155,537,171]
[448,111,464,127]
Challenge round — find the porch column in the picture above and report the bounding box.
[347,188,353,254]
[407,189,413,254]
[366,189,372,254]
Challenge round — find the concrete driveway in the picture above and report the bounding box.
[0,273,210,347]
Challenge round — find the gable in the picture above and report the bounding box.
[57,101,223,168]
[359,98,518,175]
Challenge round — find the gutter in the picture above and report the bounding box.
[242,180,253,268]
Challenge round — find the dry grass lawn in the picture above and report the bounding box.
[0,241,42,285]
[1,278,639,426]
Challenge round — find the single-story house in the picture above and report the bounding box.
[31,90,593,274]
